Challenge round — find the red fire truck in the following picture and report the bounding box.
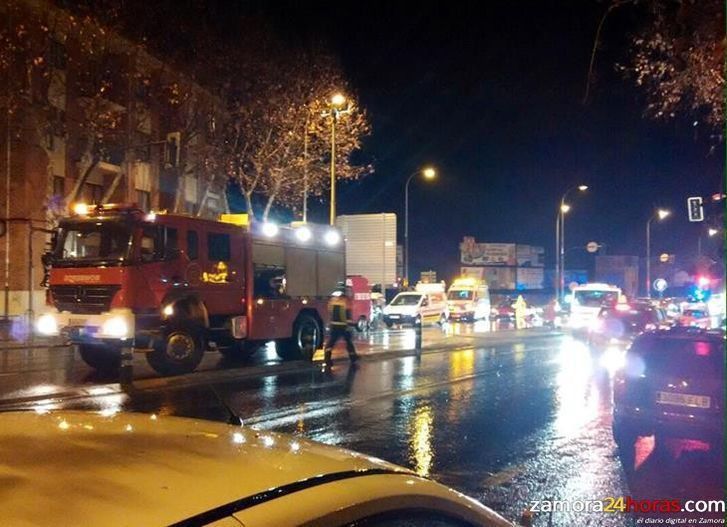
[35,204,345,375]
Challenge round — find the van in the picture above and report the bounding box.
[383,291,447,328]
[446,277,491,322]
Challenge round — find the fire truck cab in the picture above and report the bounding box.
[36,204,344,375]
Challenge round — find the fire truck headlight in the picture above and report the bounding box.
[162,304,174,317]
[295,226,312,242]
[324,229,341,246]
[101,317,130,338]
[72,202,90,215]
[261,222,279,237]
[36,314,59,336]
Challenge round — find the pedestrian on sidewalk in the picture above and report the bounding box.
[324,286,359,365]
[514,295,528,330]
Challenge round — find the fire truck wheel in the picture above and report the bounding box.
[147,324,205,375]
[78,344,121,372]
[278,314,320,361]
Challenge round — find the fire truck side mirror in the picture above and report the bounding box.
[41,251,54,267]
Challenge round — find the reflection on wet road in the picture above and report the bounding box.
[2,332,723,525]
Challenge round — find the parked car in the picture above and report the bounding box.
[612,328,725,470]
[1,411,515,527]
[678,307,711,329]
[383,292,447,328]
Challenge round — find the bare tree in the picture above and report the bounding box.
[622,0,724,132]
[223,47,372,221]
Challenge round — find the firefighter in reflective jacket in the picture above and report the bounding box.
[324,286,359,364]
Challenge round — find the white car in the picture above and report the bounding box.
[383,292,447,327]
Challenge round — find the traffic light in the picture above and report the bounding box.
[687,196,704,222]
[164,132,181,168]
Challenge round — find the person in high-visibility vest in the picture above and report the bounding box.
[514,295,528,329]
[324,286,359,365]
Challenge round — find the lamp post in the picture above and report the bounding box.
[646,208,670,298]
[555,185,588,300]
[327,93,350,225]
[404,166,436,285]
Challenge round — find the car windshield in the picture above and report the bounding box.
[391,294,422,306]
[54,220,133,265]
[448,289,473,300]
[574,290,619,308]
[628,336,723,378]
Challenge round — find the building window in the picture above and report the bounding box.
[53,176,64,197]
[207,233,230,262]
[136,190,151,212]
[82,183,104,204]
[186,230,198,260]
[253,264,287,298]
[48,39,67,69]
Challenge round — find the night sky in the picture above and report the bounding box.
[247,1,723,280]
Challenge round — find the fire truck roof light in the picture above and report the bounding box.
[295,226,312,242]
[324,229,341,246]
[261,222,279,237]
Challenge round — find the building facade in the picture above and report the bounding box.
[0,0,228,318]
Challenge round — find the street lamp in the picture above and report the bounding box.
[405,166,437,285]
[646,208,670,298]
[326,93,351,225]
[555,185,588,300]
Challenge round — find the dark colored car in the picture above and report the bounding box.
[588,303,670,347]
[612,328,725,467]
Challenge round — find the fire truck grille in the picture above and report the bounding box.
[50,285,121,314]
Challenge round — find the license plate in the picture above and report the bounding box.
[656,391,710,409]
[389,315,400,319]
[69,318,87,326]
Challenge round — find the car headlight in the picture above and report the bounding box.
[101,316,130,338]
[36,314,58,336]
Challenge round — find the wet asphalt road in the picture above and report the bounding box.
[1,329,724,526]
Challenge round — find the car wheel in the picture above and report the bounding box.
[384,320,393,329]
[278,314,320,361]
[78,343,121,372]
[147,323,205,376]
[439,313,448,325]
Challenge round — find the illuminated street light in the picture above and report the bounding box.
[405,166,438,284]
[646,208,671,298]
[422,167,436,180]
[556,184,588,301]
[331,93,346,107]
[326,92,352,225]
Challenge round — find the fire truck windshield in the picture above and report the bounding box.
[54,220,133,266]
